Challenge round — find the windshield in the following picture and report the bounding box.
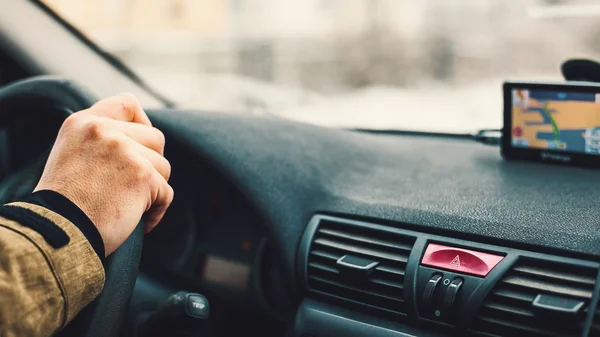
[43,0,600,133]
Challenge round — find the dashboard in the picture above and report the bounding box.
[3,102,599,337]
[143,107,600,337]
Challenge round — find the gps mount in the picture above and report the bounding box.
[561,58,600,83]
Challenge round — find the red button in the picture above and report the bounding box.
[421,243,504,277]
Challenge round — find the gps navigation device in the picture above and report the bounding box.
[502,81,600,167]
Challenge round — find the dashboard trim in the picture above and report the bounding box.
[298,214,600,335]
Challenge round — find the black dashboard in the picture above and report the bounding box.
[139,108,600,337]
[7,103,599,336]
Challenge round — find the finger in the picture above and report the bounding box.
[131,141,171,181]
[107,119,165,155]
[144,171,174,233]
[85,93,152,126]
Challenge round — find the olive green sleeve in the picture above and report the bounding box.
[0,202,105,337]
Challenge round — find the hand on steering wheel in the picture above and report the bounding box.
[0,76,160,337]
[36,93,172,255]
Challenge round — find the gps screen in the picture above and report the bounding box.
[511,89,600,155]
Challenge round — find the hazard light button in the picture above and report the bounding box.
[421,243,504,277]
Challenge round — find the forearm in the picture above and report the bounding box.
[0,199,104,337]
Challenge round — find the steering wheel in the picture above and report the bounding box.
[0,76,143,337]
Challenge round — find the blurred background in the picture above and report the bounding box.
[43,0,600,132]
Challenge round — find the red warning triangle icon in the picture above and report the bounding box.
[449,255,461,266]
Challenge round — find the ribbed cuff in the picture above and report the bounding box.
[23,190,105,261]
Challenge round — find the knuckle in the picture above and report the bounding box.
[104,135,124,151]
[61,113,85,131]
[81,118,106,140]
[131,158,153,183]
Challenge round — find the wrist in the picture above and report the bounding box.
[23,190,105,260]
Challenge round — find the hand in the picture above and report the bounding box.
[35,94,173,256]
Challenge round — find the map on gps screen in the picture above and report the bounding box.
[511,89,600,155]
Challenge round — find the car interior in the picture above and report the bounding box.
[0,1,599,337]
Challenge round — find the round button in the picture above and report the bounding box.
[443,278,451,286]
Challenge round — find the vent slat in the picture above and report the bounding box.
[483,302,534,318]
[475,316,570,337]
[502,275,593,299]
[318,228,413,252]
[308,263,404,293]
[308,275,404,304]
[369,277,404,290]
[512,264,596,287]
[306,218,414,316]
[308,263,405,291]
[308,261,339,274]
[310,249,340,261]
[492,287,535,303]
[312,238,409,263]
[376,265,405,276]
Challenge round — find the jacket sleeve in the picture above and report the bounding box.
[0,201,105,337]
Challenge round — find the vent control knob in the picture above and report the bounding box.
[336,255,379,279]
[532,294,585,316]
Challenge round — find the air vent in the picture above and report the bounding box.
[473,258,598,337]
[306,218,416,315]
